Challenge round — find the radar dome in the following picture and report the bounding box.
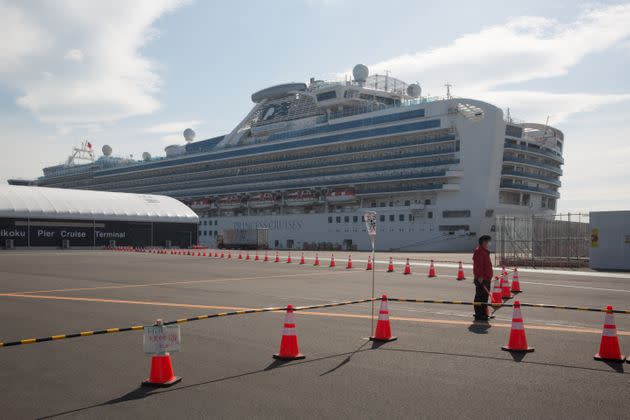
[183,128,196,142]
[407,83,422,98]
[352,64,369,82]
[142,152,151,161]
[102,144,112,156]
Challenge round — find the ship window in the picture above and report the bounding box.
[399,214,405,221]
[439,225,470,232]
[404,200,411,206]
[328,216,333,223]
[428,211,433,218]
[336,216,341,223]
[389,202,393,207]
[344,216,349,223]
[485,209,494,218]
[409,214,414,221]
[316,91,336,101]
[425,199,431,205]
[371,202,376,207]
[389,215,395,222]
[380,202,386,207]
[442,210,471,218]
[379,215,385,222]
[353,216,358,223]
[214,221,218,225]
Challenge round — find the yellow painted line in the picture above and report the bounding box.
[0,271,352,296]
[51,335,66,340]
[80,331,94,336]
[2,293,627,336]
[21,339,36,344]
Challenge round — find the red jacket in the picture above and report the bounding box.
[472,246,493,280]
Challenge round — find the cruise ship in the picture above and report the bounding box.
[11,65,565,251]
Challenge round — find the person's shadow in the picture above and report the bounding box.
[467,321,491,334]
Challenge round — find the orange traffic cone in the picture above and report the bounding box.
[238,252,243,260]
[346,255,353,269]
[370,295,397,342]
[428,260,437,277]
[314,253,320,266]
[403,258,411,275]
[273,305,305,360]
[594,306,625,362]
[220,250,225,258]
[245,252,250,261]
[215,250,219,257]
[329,254,336,268]
[501,301,534,353]
[203,251,206,257]
[286,252,292,263]
[511,268,521,293]
[274,251,280,263]
[255,251,259,261]
[197,251,201,257]
[366,256,373,271]
[456,262,465,281]
[501,275,512,299]
[491,276,503,304]
[387,257,394,273]
[142,354,182,387]
[227,250,232,259]
[299,253,305,265]
[264,251,269,262]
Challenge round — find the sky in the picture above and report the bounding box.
[1,0,629,212]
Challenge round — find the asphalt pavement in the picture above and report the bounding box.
[0,250,628,419]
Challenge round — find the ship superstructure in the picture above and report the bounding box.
[13,64,564,251]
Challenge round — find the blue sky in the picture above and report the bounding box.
[1,0,629,212]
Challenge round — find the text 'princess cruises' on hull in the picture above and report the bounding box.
[15,64,564,251]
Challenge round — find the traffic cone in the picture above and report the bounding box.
[501,301,534,352]
[314,253,320,266]
[511,268,521,293]
[142,354,182,387]
[346,255,353,269]
[273,305,305,360]
[594,306,625,362]
[238,252,243,260]
[227,250,232,259]
[286,252,292,263]
[387,257,394,273]
[491,276,503,304]
[274,251,280,263]
[203,251,206,257]
[370,295,397,342]
[197,251,201,257]
[246,252,250,261]
[299,253,305,265]
[255,251,259,261]
[214,250,218,257]
[456,262,465,281]
[502,266,508,277]
[428,260,437,277]
[329,254,336,268]
[501,275,512,299]
[403,258,411,275]
[366,256,373,271]
[220,250,224,258]
[264,251,269,262]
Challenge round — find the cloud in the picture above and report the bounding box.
[0,0,188,127]
[145,120,203,134]
[345,4,630,123]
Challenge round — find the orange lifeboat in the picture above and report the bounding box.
[249,192,276,208]
[285,190,317,206]
[325,189,356,203]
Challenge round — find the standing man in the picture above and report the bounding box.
[472,235,493,321]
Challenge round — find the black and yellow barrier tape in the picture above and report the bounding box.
[386,298,630,314]
[0,298,376,348]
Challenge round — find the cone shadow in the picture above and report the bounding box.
[602,360,625,373]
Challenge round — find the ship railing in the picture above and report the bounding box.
[499,182,560,198]
[502,155,562,174]
[500,169,561,186]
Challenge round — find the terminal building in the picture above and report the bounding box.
[0,185,198,249]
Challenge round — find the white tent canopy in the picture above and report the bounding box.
[0,185,199,224]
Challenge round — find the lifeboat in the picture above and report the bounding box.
[217,195,242,209]
[249,192,276,208]
[189,198,212,210]
[325,189,356,203]
[285,190,317,206]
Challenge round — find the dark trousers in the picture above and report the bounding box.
[473,278,491,318]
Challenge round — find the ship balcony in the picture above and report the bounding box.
[503,144,564,164]
[499,181,560,198]
[502,156,562,175]
[501,169,561,187]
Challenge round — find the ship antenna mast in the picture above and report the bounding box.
[444,83,453,99]
[66,140,95,166]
